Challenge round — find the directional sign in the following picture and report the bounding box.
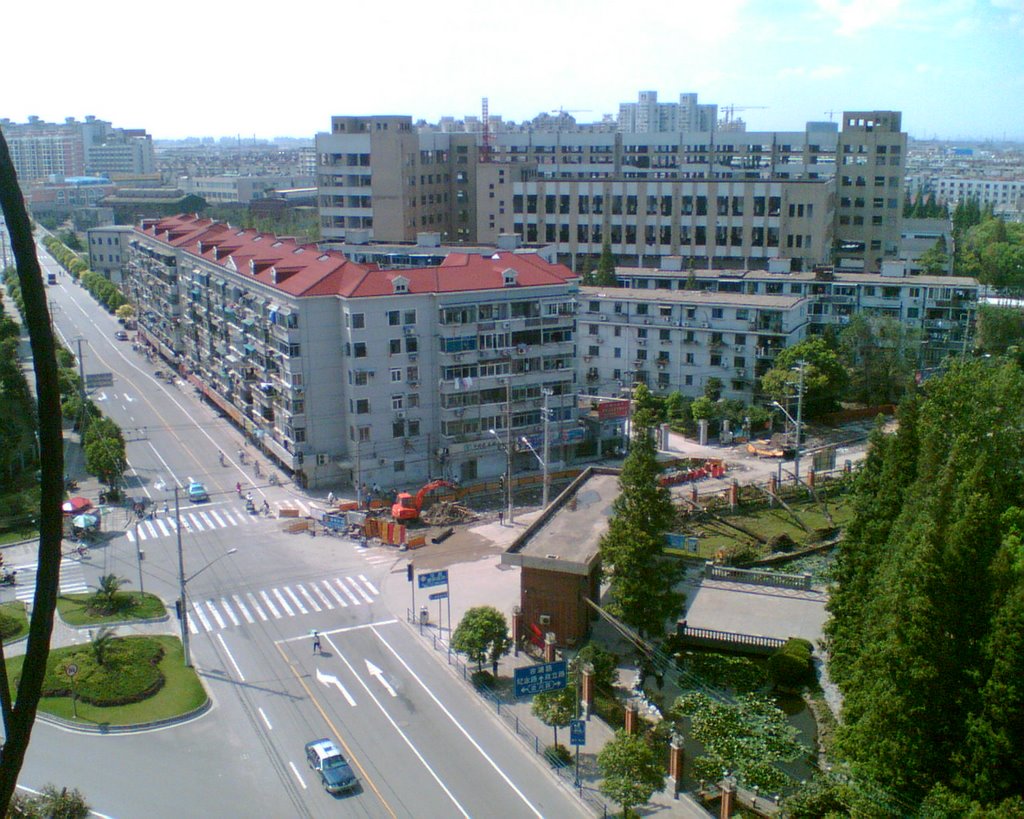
[570,719,586,746]
[85,372,114,389]
[514,660,568,697]
[417,569,449,589]
[428,591,449,601]
[65,663,79,677]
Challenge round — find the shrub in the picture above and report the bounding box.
[470,670,495,690]
[544,744,572,766]
[767,532,798,552]
[768,639,813,688]
[35,637,166,706]
[0,608,24,640]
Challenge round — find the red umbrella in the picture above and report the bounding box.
[62,496,92,514]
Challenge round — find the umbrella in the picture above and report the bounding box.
[72,514,99,529]
[62,497,92,514]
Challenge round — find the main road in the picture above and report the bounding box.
[8,239,587,818]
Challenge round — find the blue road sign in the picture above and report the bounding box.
[428,591,449,601]
[570,719,586,746]
[514,660,568,697]
[417,569,449,589]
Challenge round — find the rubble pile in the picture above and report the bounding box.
[421,501,478,526]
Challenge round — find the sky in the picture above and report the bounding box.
[5,0,1023,142]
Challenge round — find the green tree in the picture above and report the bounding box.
[631,383,665,426]
[570,642,618,690]
[8,784,91,819]
[703,376,723,402]
[594,242,617,287]
[760,336,848,417]
[92,575,128,614]
[451,606,512,674]
[531,683,575,745]
[597,730,665,818]
[976,304,1024,356]
[918,238,950,275]
[89,625,117,666]
[838,314,920,404]
[690,395,715,422]
[83,430,127,489]
[599,411,683,636]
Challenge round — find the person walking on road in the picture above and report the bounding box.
[312,630,321,655]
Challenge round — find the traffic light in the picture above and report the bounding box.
[406,563,414,582]
[499,474,505,491]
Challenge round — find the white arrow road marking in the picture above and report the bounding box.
[364,660,396,697]
[124,393,134,402]
[316,668,357,706]
[96,391,107,401]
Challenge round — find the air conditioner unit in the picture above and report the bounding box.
[599,315,609,321]
[316,453,329,466]
[403,325,415,335]
[596,337,605,344]
[637,339,647,346]
[734,345,745,353]
[408,353,418,361]
[643,319,651,325]
[453,353,462,361]
[702,322,710,328]
[539,614,551,625]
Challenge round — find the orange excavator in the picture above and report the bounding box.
[391,479,456,522]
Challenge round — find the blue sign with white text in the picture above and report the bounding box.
[514,660,568,697]
[570,719,586,746]
[428,591,449,601]
[418,570,449,589]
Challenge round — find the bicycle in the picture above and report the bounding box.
[64,543,90,559]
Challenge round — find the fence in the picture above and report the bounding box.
[408,612,610,816]
[703,562,813,591]
[675,623,786,655]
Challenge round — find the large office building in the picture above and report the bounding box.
[316,104,906,274]
[124,214,578,491]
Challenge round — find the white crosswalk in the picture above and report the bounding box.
[12,559,90,603]
[185,575,380,635]
[125,499,314,544]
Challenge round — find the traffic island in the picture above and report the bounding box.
[55,590,168,626]
[0,601,29,642]
[5,635,207,729]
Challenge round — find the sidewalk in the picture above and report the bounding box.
[382,510,711,818]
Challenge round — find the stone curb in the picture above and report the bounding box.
[34,695,212,734]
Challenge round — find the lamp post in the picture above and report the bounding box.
[770,359,806,483]
[176,486,238,667]
[488,428,513,524]
[519,435,550,510]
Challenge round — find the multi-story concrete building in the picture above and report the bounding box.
[124,214,577,491]
[179,174,316,205]
[86,225,134,283]
[577,285,808,403]
[0,115,154,182]
[833,111,906,272]
[933,177,1024,211]
[613,261,978,368]
[617,90,718,134]
[316,105,906,274]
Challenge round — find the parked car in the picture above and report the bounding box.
[114,330,129,341]
[187,482,208,503]
[305,739,358,794]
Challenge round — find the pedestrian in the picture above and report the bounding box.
[163,501,169,516]
[312,630,321,655]
[372,482,380,498]
[498,510,504,526]
[327,491,336,505]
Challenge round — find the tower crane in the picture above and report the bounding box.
[720,104,768,125]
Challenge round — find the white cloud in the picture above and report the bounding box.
[814,0,904,35]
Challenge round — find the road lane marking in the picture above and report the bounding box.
[335,578,361,605]
[373,626,544,818]
[364,660,396,697]
[272,588,293,617]
[261,590,281,618]
[276,619,398,643]
[258,707,273,730]
[233,594,255,624]
[347,576,374,603]
[187,513,204,532]
[248,592,268,620]
[205,601,226,629]
[323,581,348,607]
[288,761,306,790]
[193,605,212,632]
[221,599,241,626]
[155,519,171,536]
[284,586,307,614]
[311,582,335,610]
[316,668,356,706]
[144,521,158,538]
[216,633,245,681]
[297,584,321,612]
[359,574,380,596]
[210,510,228,528]
[326,634,469,818]
[198,511,216,529]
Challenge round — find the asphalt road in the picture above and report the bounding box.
[9,239,588,819]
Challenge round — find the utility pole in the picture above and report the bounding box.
[175,486,190,667]
[75,337,87,433]
[794,360,806,482]
[541,389,552,510]
[355,440,362,507]
[505,376,514,524]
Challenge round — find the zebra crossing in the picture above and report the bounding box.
[186,574,381,635]
[125,499,314,544]
[12,559,90,603]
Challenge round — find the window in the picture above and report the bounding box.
[390,339,402,355]
[358,426,371,442]
[409,419,420,436]
[388,310,400,325]
[355,399,370,414]
[391,368,402,382]
[351,313,365,329]
[393,460,405,473]
[588,345,599,356]
[391,395,404,410]
[404,309,417,324]
[353,371,369,386]
[353,342,367,358]
[288,343,301,357]
[711,308,723,319]
[407,366,419,382]
[393,421,405,438]
[408,393,420,408]
[406,337,418,353]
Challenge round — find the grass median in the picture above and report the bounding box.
[0,601,29,642]
[56,591,167,626]
[6,635,206,726]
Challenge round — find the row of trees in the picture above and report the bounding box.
[953,201,1024,288]
[823,358,1024,811]
[903,193,949,220]
[40,235,87,278]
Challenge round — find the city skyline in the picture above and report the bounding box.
[5,0,1022,142]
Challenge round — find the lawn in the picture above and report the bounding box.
[5,635,206,726]
[0,601,29,642]
[679,497,852,561]
[57,592,167,626]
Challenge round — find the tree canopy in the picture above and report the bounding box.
[451,606,512,674]
[597,730,665,817]
[759,336,848,417]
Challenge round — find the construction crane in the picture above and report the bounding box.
[720,104,768,125]
[550,107,592,117]
[391,479,456,522]
[824,110,839,121]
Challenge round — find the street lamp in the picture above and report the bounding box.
[175,486,238,667]
[519,436,550,510]
[770,359,806,482]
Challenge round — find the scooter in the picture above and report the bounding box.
[1,570,17,586]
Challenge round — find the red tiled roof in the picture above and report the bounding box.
[136,215,576,298]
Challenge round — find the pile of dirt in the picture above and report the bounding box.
[421,501,478,526]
